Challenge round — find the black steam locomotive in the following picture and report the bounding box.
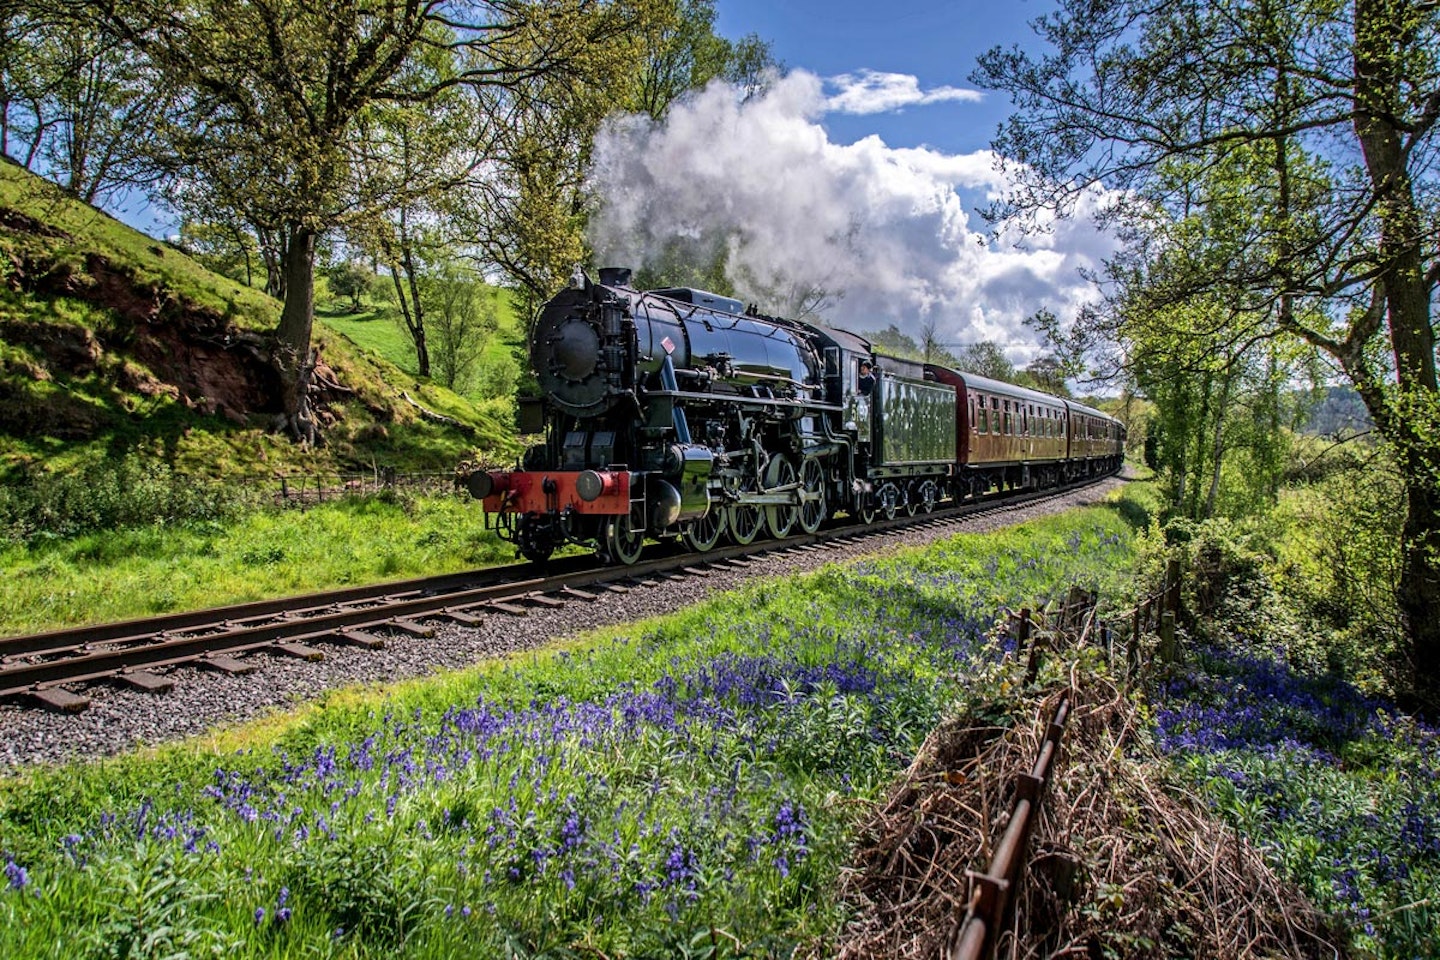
[463,268,1124,564]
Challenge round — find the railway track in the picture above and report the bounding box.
[0,479,1109,713]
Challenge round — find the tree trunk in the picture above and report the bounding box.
[274,224,318,441]
[1353,0,1440,695]
[403,246,430,378]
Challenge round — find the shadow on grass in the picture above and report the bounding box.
[1097,494,1153,533]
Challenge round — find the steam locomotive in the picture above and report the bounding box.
[463,268,1125,564]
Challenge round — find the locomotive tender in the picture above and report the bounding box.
[464,268,1125,564]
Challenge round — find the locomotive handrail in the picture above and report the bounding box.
[642,387,842,411]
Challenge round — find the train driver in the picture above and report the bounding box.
[857,360,876,396]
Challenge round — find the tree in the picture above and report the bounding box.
[86,0,628,440]
[1024,355,1071,397]
[952,341,1016,382]
[462,0,774,314]
[326,260,371,313]
[426,259,495,392]
[177,216,259,287]
[974,0,1440,694]
[0,6,170,203]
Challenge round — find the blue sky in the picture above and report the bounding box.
[588,0,1114,362]
[715,0,1049,158]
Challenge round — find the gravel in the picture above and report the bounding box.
[0,477,1126,771]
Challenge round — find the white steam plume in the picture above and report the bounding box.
[586,71,1116,363]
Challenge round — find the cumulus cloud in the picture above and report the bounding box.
[825,69,984,115]
[586,71,1117,363]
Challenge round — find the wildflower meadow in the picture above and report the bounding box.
[1157,646,1440,958]
[0,499,1143,958]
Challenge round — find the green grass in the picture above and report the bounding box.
[0,162,522,480]
[315,284,528,408]
[317,308,425,378]
[0,494,519,635]
[0,162,276,331]
[0,485,1153,959]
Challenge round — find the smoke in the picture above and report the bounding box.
[586,71,1117,363]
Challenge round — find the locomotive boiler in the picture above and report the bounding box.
[463,268,1126,564]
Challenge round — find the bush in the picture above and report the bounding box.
[0,458,261,545]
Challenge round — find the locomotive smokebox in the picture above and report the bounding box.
[532,287,625,416]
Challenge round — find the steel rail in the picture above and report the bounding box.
[0,474,1116,706]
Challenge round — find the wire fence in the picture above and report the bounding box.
[266,470,461,507]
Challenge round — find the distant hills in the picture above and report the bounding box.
[1299,386,1373,437]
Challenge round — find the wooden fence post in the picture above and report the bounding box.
[1165,558,1182,617]
[1159,611,1177,663]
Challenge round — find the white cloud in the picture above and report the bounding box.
[825,69,983,115]
[586,71,1117,364]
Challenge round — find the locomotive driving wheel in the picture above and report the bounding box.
[798,457,826,534]
[727,479,763,545]
[681,508,726,552]
[602,507,646,566]
[764,455,798,539]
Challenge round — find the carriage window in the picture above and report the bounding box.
[976,397,987,433]
[1003,400,1012,435]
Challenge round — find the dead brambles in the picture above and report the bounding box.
[831,674,1347,959]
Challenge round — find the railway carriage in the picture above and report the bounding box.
[924,367,1072,495]
[463,270,1125,564]
[1063,400,1126,479]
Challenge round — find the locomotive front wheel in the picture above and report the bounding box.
[602,512,645,565]
[764,456,798,539]
[798,457,826,534]
[515,517,557,563]
[681,509,726,552]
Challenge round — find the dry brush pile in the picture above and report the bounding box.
[831,664,1348,959]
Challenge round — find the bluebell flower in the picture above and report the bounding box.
[4,860,26,890]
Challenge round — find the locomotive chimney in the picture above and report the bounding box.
[598,266,632,287]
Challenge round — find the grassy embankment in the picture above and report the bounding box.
[0,163,535,632]
[0,160,522,481]
[0,483,1151,959]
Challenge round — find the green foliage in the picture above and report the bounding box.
[326,261,371,313]
[974,0,1440,683]
[1137,445,1407,689]
[1161,646,1440,958]
[468,0,776,305]
[424,260,498,394]
[0,456,259,545]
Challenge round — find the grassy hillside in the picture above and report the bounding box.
[0,161,523,482]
